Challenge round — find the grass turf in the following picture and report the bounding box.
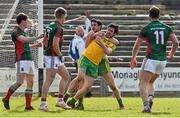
[0,96,180,117]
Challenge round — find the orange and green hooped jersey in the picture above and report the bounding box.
[83,37,116,65]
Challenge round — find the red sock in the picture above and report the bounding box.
[4,88,14,100]
[41,98,47,102]
[25,89,33,108]
[58,94,63,98]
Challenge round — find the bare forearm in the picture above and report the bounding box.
[19,34,43,43]
[132,45,140,59]
[131,37,143,59]
[30,42,42,48]
[170,42,178,56]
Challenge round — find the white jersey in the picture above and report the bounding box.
[69,34,85,61]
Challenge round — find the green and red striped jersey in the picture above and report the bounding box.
[11,27,32,62]
[139,20,173,61]
[44,21,64,56]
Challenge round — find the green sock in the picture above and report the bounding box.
[64,92,72,98]
[71,97,77,103]
[78,97,84,104]
[117,98,124,107]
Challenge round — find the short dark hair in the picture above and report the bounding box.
[91,18,102,29]
[16,13,28,24]
[54,7,67,18]
[108,23,119,34]
[91,18,102,26]
[149,6,160,19]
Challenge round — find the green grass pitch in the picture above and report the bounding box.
[0,96,180,117]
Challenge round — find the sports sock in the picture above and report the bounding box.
[116,98,124,107]
[4,84,20,100]
[25,89,33,108]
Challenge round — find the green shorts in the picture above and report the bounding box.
[98,58,111,76]
[78,55,98,78]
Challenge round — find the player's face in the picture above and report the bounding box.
[106,27,115,38]
[91,22,101,32]
[23,19,32,29]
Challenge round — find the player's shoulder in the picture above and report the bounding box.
[160,21,172,29]
[12,26,22,37]
[49,21,62,28]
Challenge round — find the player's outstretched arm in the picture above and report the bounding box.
[130,37,143,69]
[30,42,42,48]
[64,15,86,23]
[17,34,43,43]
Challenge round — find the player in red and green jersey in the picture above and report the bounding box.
[39,7,71,111]
[2,13,43,111]
[130,6,178,113]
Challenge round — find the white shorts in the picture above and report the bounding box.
[141,58,167,75]
[44,56,64,69]
[16,60,35,75]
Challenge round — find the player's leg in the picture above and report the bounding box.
[102,72,124,109]
[2,73,25,110]
[39,56,57,111]
[23,61,36,111]
[2,61,26,110]
[56,64,71,109]
[67,55,97,108]
[64,75,83,102]
[147,60,166,110]
[67,74,94,108]
[147,74,158,109]
[99,58,124,109]
[25,74,34,110]
[139,58,157,113]
[75,78,85,110]
[139,70,153,113]
[39,68,56,111]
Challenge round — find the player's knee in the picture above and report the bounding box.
[16,80,24,86]
[15,82,23,88]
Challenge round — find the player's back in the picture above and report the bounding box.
[140,20,173,61]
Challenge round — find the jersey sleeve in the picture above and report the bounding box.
[54,26,63,40]
[168,26,173,35]
[12,30,21,41]
[139,27,146,38]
